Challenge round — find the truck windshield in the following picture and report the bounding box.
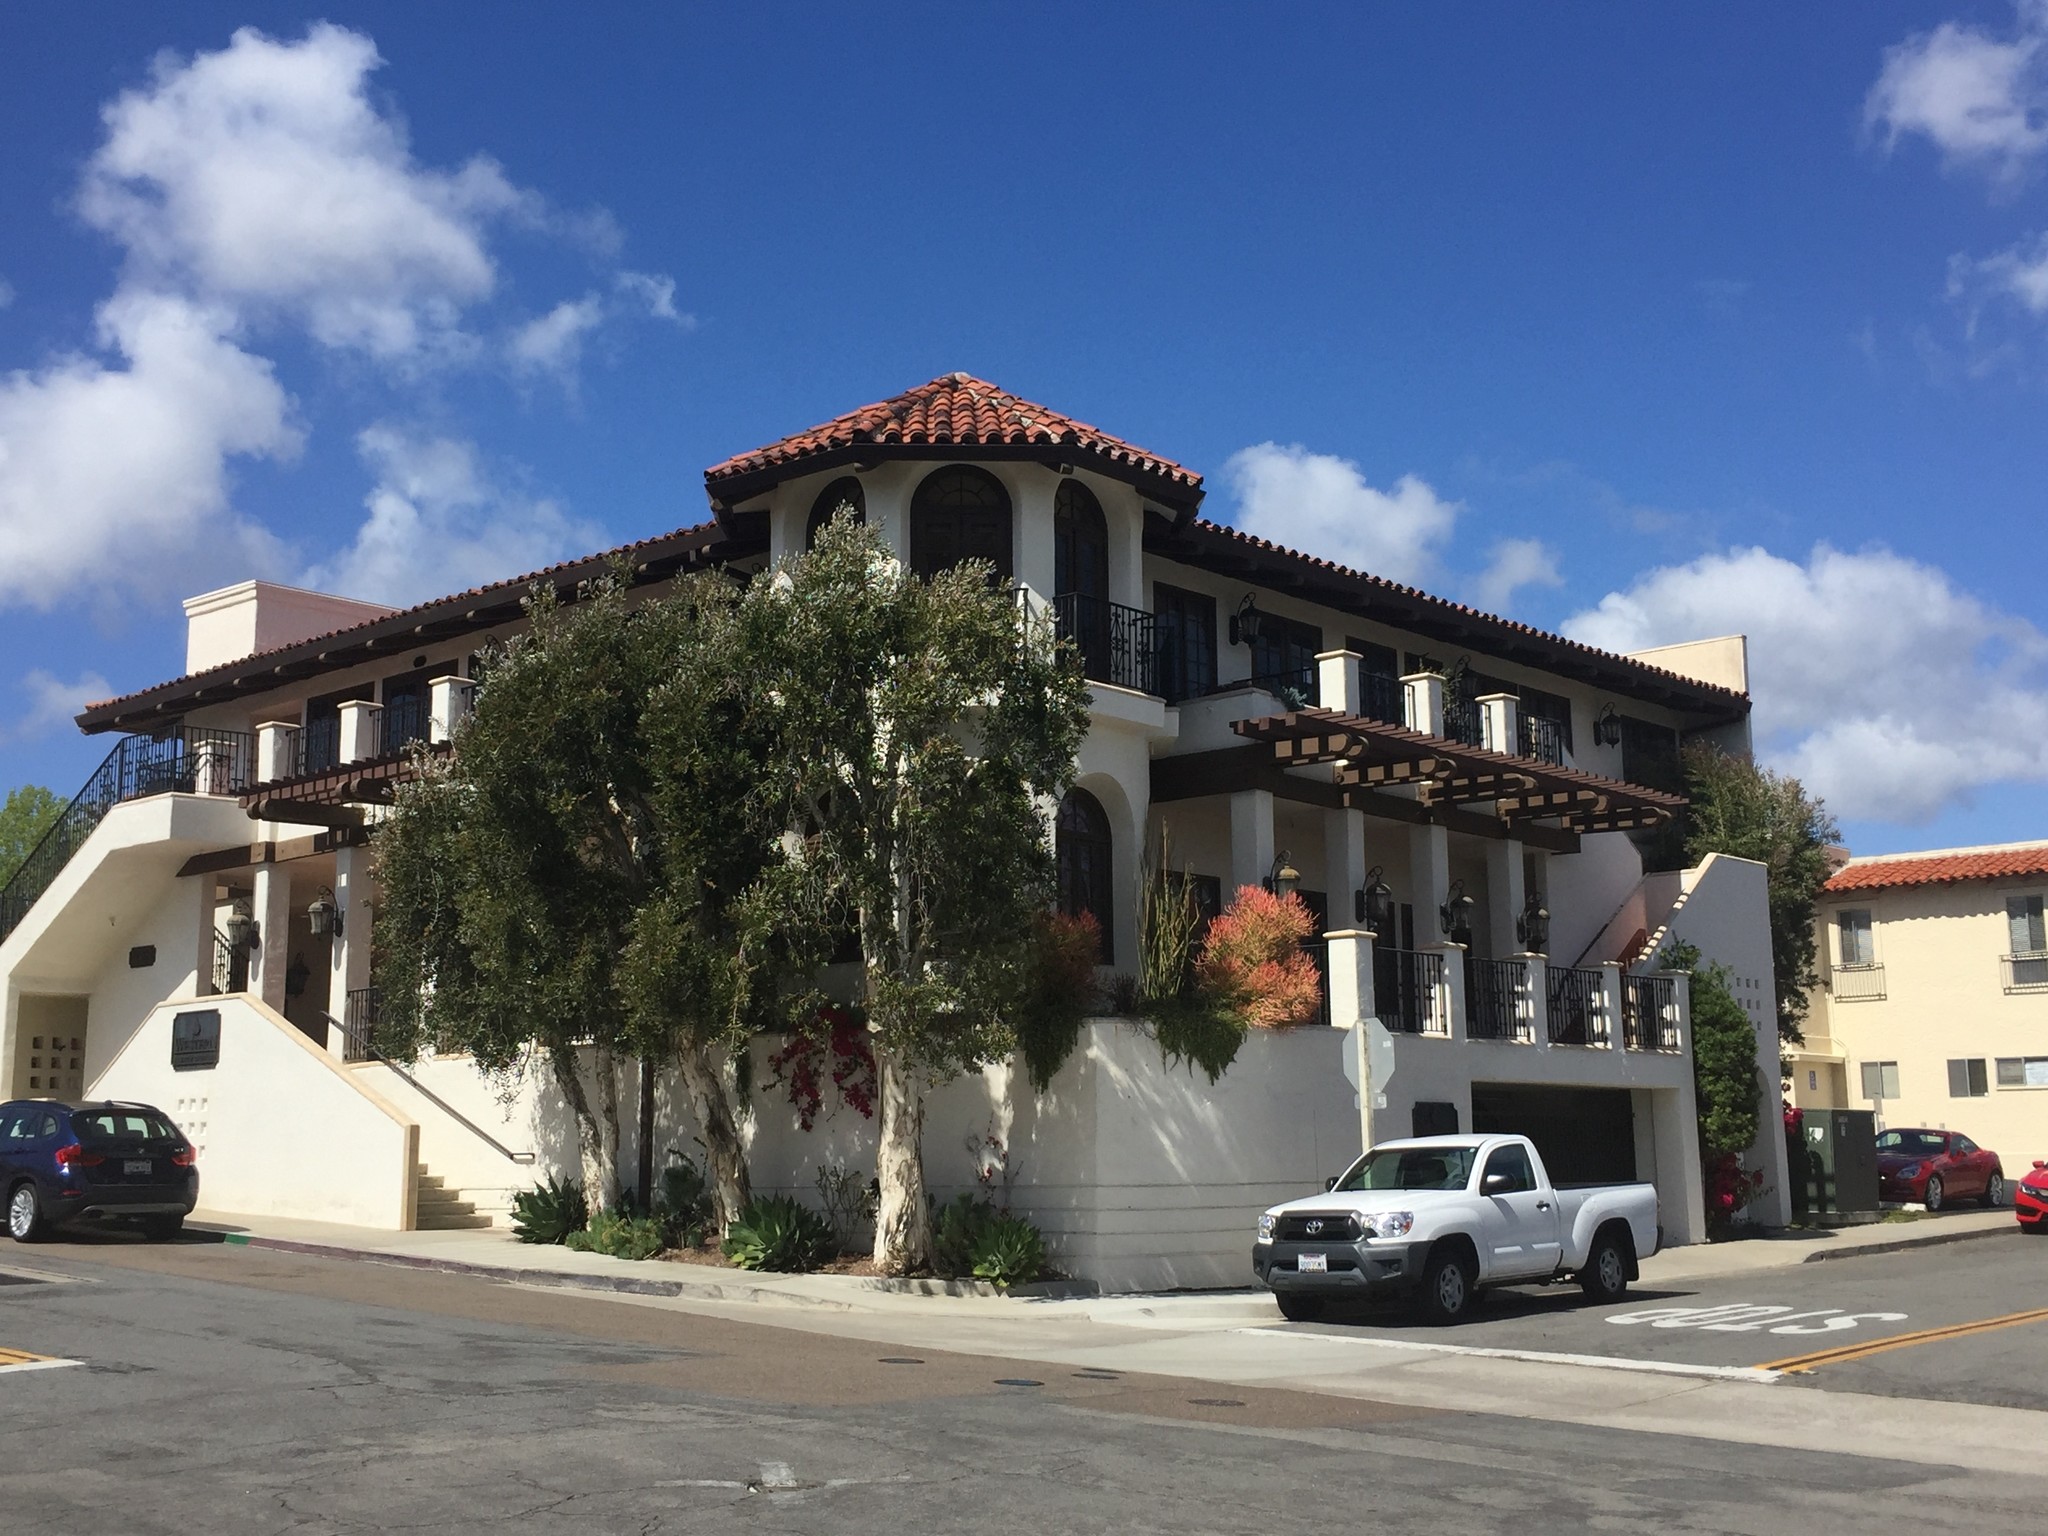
[1335,1146,1477,1192]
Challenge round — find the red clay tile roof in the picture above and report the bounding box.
[1155,517,1750,709]
[704,372,1202,497]
[76,520,734,733]
[1825,846,2048,894]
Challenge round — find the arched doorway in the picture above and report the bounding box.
[1056,787,1114,962]
[1053,480,1113,680]
[910,465,1012,582]
[805,477,866,549]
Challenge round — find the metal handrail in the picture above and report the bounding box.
[1466,957,1532,1041]
[1518,713,1567,766]
[1621,974,1679,1050]
[2000,953,2048,993]
[1052,592,1159,696]
[1375,946,1448,1036]
[1547,965,1606,1045]
[326,992,535,1166]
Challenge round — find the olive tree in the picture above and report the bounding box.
[374,573,766,1223]
[736,516,1089,1273]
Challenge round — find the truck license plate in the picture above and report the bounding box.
[124,1160,151,1176]
[1298,1253,1328,1274]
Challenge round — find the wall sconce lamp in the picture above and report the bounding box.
[1515,894,1551,954]
[306,885,343,941]
[225,898,260,955]
[1229,594,1265,648]
[1593,704,1624,749]
[1438,880,1476,938]
[1354,865,1395,931]
[1264,851,1301,899]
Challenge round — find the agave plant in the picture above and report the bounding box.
[970,1214,1047,1289]
[720,1195,835,1273]
[510,1174,587,1245]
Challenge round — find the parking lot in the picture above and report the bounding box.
[1277,1231,2048,1409]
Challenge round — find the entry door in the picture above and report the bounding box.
[1475,1143,1561,1278]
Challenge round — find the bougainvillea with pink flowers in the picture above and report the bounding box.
[767,1004,878,1131]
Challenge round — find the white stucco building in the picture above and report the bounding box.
[0,374,1790,1283]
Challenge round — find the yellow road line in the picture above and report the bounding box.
[1759,1306,2048,1374]
[0,1347,53,1366]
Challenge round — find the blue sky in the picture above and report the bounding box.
[3,3,2046,855]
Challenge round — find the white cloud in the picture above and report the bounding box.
[1952,230,2048,318]
[509,294,607,377]
[1564,543,2048,824]
[1224,442,1460,588]
[0,277,14,310]
[1470,537,1563,614]
[1866,2,2048,181]
[79,23,534,363]
[301,425,603,608]
[11,668,112,740]
[615,270,689,324]
[0,291,296,611]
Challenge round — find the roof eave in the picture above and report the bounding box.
[704,439,1206,516]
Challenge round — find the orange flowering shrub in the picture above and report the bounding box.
[1194,885,1323,1030]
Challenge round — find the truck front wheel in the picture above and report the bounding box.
[1417,1244,1477,1324]
[1275,1293,1324,1323]
[1579,1228,1632,1303]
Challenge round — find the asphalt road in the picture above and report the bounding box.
[3,1236,2048,1535]
[1280,1230,2048,1406]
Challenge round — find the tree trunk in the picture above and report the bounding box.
[550,1046,617,1212]
[638,1054,656,1207]
[871,1045,928,1274]
[593,1042,624,1208]
[676,1045,752,1233]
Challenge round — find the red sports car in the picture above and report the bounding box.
[1875,1128,2005,1211]
[2018,1162,2048,1233]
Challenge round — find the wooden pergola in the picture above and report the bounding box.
[1228,707,1684,836]
[238,746,448,830]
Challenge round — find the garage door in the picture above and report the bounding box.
[1470,1084,1636,1186]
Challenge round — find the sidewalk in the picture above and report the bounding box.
[1640,1210,2014,1285]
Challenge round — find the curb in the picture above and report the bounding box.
[209,1231,1095,1304]
[1798,1222,2017,1264]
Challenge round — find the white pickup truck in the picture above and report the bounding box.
[1252,1133,1660,1323]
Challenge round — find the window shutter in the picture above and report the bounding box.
[1861,1061,1883,1099]
[2007,896,2045,954]
[1948,1059,1969,1098]
[1969,1058,1989,1096]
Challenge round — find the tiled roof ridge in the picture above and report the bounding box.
[1837,838,2048,866]
[81,519,722,718]
[1825,845,2048,893]
[703,372,1203,491]
[1181,518,1749,704]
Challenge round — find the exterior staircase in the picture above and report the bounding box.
[415,1166,497,1231]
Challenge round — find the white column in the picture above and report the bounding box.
[1485,837,1525,960]
[329,843,376,1055]
[1478,691,1519,756]
[1324,807,1367,929]
[339,700,381,765]
[188,875,218,998]
[1402,672,1445,738]
[1654,1079,1710,1246]
[1229,788,1275,899]
[250,863,291,1013]
[1523,958,1550,1048]
[257,721,296,784]
[429,676,477,746]
[1600,960,1626,1051]
[1326,928,1379,1154]
[1430,941,1467,1041]
[1316,649,1362,716]
[1408,821,1449,923]
[1016,474,1056,607]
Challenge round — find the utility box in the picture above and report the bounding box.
[1803,1108,1879,1220]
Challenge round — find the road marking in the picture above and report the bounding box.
[1608,1304,1908,1335]
[1244,1327,1784,1383]
[0,1348,78,1376]
[1759,1305,2048,1374]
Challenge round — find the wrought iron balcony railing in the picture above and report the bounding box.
[1375,946,1448,1036]
[1621,974,1680,1051]
[1052,592,1159,697]
[1466,956,1533,1042]
[1830,962,1887,1001]
[2001,953,2048,993]
[1,727,256,946]
[1547,965,1607,1045]
[1518,713,1567,766]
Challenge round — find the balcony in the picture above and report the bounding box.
[1620,974,1681,1051]
[0,726,256,945]
[1375,946,1449,1036]
[1517,714,1567,766]
[1546,965,1608,1045]
[1830,962,1887,1002]
[2001,953,2048,993]
[1053,592,1158,696]
[1466,956,1534,1042]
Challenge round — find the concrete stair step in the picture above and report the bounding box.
[415,1211,495,1231]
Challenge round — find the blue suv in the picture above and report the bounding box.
[1,1100,199,1242]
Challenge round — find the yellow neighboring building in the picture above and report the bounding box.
[1793,840,2048,1169]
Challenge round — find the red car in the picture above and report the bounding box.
[1875,1128,2004,1211]
[2018,1163,2048,1234]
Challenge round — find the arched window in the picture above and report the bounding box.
[1056,787,1113,961]
[910,465,1012,582]
[1053,480,1109,602]
[805,477,866,549]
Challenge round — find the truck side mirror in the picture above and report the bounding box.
[1324,1176,1338,1192]
[1483,1172,1513,1196]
